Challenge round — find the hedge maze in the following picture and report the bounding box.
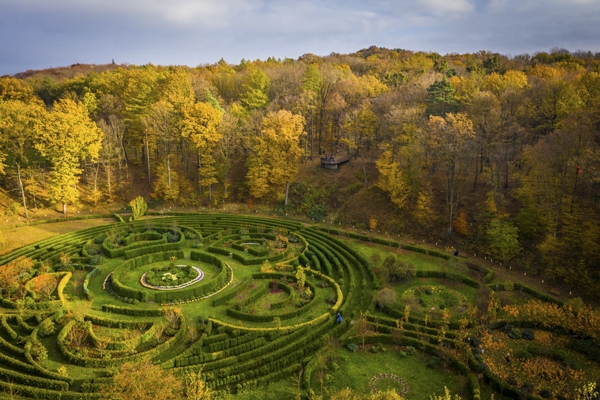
[0,213,598,399]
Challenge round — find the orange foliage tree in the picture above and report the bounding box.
[0,256,34,300]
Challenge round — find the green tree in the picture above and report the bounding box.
[426,77,458,116]
[486,218,522,262]
[241,67,270,110]
[129,196,147,221]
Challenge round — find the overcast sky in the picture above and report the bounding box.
[1,0,600,76]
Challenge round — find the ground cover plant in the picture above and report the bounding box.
[0,213,598,399]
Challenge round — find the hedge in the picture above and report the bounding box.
[101,304,166,317]
[84,314,153,329]
[208,312,330,334]
[212,279,250,307]
[58,316,187,368]
[415,270,480,288]
[0,365,69,391]
[110,251,185,302]
[226,289,319,322]
[22,341,73,384]
[1,316,18,340]
[57,271,72,304]
[155,254,231,303]
[0,334,24,356]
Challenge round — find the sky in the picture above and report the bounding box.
[1,0,600,76]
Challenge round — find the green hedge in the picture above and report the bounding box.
[101,304,165,317]
[1,316,18,340]
[58,316,187,368]
[415,270,480,288]
[0,365,69,391]
[212,279,250,307]
[111,251,185,302]
[155,252,231,303]
[84,314,152,329]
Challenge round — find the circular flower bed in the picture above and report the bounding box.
[140,265,204,290]
[369,373,408,396]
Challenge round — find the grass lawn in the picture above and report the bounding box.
[0,217,114,254]
[309,345,466,399]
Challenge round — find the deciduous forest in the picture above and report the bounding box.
[2,46,600,298]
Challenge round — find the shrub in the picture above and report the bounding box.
[514,349,532,359]
[521,328,535,340]
[346,343,358,352]
[426,356,440,369]
[484,271,494,283]
[563,359,580,370]
[508,328,520,339]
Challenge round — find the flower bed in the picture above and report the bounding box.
[140,265,204,290]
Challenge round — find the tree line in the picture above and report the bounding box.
[1,46,600,296]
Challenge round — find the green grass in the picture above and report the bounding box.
[308,345,466,400]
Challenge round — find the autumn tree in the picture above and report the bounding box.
[425,113,476,235]
[34,99,103,215]
[374,288,397,310]
[97,114,126,202]
[216,104,243,201]
[246,110,305,205]
[183,369,214,400]
[120,67,159,187]
[0,99,45,218]
[29,274,58,300]
[181,101,224,199]
[241,67,270,110]
[430,387,462,400]
[100,361,182,400]
[0,257,34,300]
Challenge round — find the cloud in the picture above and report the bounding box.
[416,0,475,15]
[0,0,599,75]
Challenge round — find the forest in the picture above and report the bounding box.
[1,46,600,299]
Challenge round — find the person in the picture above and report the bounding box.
[335,313,342,324]
[454,249,459,256]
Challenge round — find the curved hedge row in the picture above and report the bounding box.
[155,252,231,303]
[110,251,185,302]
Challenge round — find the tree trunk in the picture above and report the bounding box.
[197,153,202,195]
[144,130,152,188]
[63,202,67,216]
[16,164,29,219]
[285,181,290,207]
[360,151,368,188]
[166,154,171,187]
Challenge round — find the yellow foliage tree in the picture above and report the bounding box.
[246,110,305,205]
[181,101,224,200]
[425,113,476,235]
[376,149,412,210]
[34,99,103,215]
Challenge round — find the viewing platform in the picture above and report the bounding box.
[320,155,350,170]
